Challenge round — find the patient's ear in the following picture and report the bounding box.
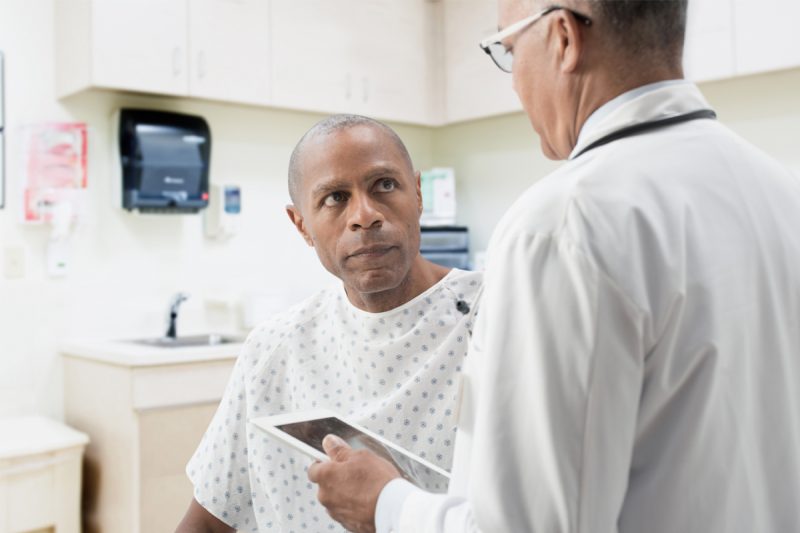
[286,205,314,247]
[414,170,422,214]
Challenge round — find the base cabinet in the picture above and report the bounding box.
[63,355,235,533]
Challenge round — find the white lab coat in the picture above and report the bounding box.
[389,82,800,532]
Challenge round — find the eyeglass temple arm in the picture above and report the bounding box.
[479,5,591,49]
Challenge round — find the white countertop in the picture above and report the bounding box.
[0,416,89,460]
[60,338,244,367]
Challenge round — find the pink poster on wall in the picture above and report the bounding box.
[22,122,88,223]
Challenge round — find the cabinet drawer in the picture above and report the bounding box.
[131,360,235,410]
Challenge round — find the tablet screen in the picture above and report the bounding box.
[276,416,450,493]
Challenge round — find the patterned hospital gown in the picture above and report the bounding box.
[187,268,483,532]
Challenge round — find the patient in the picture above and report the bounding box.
[176,115,482,532]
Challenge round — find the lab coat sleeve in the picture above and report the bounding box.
[387,229,646,532]
[376,479,479,533]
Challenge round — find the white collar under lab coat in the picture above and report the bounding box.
[569,79,713,160]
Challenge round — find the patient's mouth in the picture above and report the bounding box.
[348,245,396,259]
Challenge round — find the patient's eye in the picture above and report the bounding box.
[323,191,346,207]
[376,178,396,192]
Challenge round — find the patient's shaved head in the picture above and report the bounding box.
[288,114,413,207]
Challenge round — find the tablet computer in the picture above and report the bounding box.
[250,409,451,493]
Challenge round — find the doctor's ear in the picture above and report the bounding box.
[286,205,314,247]
[553,9,585,73]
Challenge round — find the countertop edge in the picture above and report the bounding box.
[60,340,243,367]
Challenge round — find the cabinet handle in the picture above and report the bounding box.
[362,77,369,104]
[172,47,182,76]
[198,51,206,79]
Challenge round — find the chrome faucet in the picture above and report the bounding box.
[165,292,190,340]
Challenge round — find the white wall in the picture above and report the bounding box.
[0,1,435,419]
[437,68,800,254]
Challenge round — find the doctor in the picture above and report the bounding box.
[308,0,800,532]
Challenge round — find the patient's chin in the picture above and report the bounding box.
[351,269,403,294]
[343,264,413,303]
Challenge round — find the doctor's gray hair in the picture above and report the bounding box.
[287,114,413,206]
[591,0,688,65]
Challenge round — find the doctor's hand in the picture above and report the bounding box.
[308,434,401,533]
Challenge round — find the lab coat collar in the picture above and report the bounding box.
[569,80,714,160]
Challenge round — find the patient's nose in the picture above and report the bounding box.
[348,194,384,230]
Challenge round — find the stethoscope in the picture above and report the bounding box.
[572,109,717,159]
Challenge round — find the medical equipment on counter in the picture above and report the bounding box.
[420,225,470,270]
[420,167,456,226]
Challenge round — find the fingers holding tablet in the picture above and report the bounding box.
[308,439,402,533]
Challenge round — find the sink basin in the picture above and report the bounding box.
[128,334,244,348]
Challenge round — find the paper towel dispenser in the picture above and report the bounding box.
[117,109,211,213]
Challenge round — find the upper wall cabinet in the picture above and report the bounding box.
[355,1,439,125]
[683,0,800,82]
[55,0,800,126]
[269,0,359,116]
[683,0,735,82]
[56,0,190,97]
[732,0,800,77]
[55,0,271,106]
[443,0,521,124]
[189,0,271,105]
[270,0,438,125]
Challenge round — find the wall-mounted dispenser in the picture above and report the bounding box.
[114,109,211,213]
[204,184,241,240]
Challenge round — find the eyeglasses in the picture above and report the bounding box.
[479,6,592,73]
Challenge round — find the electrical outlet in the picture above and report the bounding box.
[2,244,25,279]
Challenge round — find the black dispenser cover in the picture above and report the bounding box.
[119,109,211,213]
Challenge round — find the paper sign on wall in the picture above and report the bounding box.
[21,122,88,224]
[0,51,5,210]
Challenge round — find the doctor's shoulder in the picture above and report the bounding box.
[487,155,603,244]
[483,151,655,267]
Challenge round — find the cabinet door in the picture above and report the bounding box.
[91,0,189,96]
[139,403,219,533]
[733,0,800,76]
[683,0,735,82]
[270,0,357,114]
[443,0,521,124]
[355,0,438,125]
[189,0,271,105]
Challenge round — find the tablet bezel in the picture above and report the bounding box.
[250,409,451,481]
